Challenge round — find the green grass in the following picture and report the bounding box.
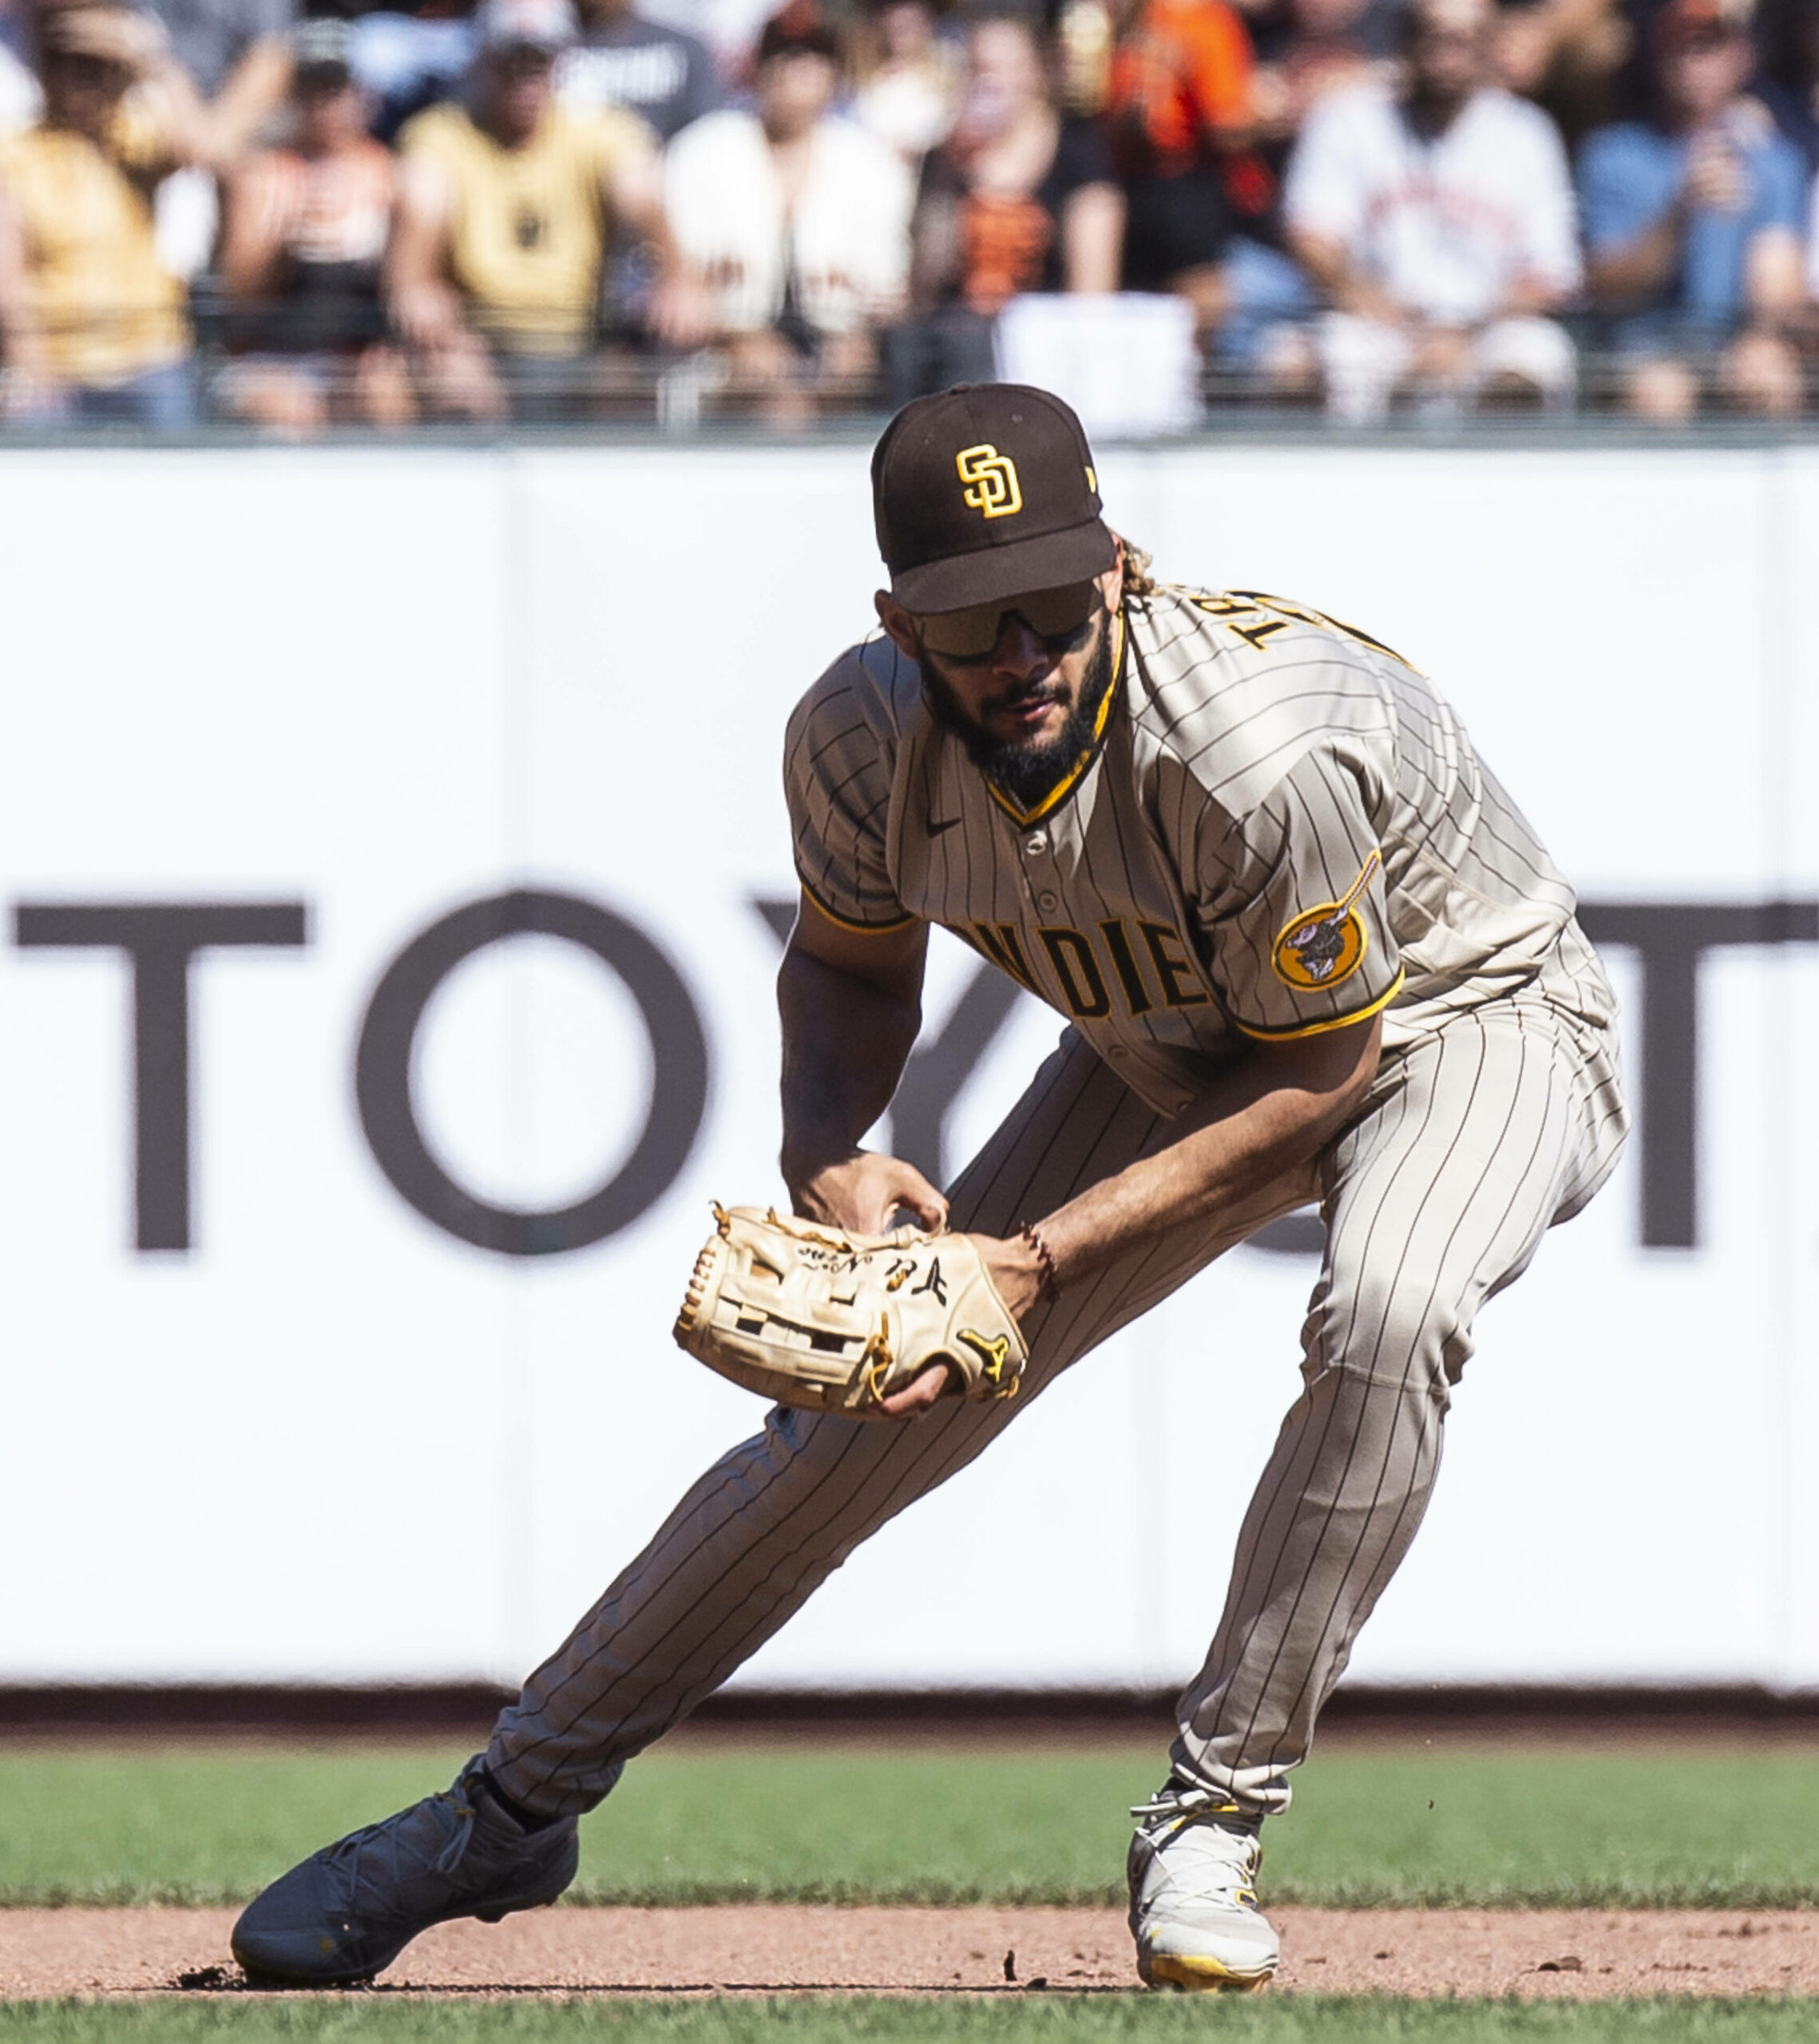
[5,1741,1819,1909]
[5,2001,1819,2044]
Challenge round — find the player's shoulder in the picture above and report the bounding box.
[1129,583,1413,689]
[1126,584,1412,804]
[785,632,921,769]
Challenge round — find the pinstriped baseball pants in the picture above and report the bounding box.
[488,942,1627,1820]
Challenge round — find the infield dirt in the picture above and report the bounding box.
[4,1908,1819,2001]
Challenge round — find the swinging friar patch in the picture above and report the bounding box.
[1270,850,1381,992]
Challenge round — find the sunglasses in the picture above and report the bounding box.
[914,582,1101,660]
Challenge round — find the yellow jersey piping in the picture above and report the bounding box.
[798,882,918,938]
[1232,968,1406,1043]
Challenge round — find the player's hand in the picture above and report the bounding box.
[873,1230,1044,1417]
[875,1361,959,1416]
[971,1231,1046,1323]
[789,1149,949,1236]
[807,1147,957,1420]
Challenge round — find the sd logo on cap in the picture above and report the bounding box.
[872,384,1115,614]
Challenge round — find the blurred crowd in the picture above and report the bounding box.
[3,0,1819,430]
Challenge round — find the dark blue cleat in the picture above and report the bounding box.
[231,1756,578,1987]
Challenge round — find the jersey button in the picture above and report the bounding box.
[1023,831,1048,856]
[1036,889,1060,913]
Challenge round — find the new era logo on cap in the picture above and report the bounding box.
[873,384,1115,614]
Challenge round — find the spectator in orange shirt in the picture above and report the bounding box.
[1104,0,1256,330]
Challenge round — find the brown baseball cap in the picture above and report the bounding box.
[872,384,1116,614]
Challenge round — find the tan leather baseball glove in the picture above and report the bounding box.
[673,1203,1027,1419]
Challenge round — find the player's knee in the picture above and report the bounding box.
[1302,1272,1472,1399]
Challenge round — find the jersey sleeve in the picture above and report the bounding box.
[1199,745,1403,1040]
[783,663,913,933]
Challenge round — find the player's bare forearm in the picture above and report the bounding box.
[779,949,918,1173]
[869,1017,1383,1420]
[778,896,945,1233]
[1002,1015,1383,1311]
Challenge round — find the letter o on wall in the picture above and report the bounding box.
[355,889,709,1254]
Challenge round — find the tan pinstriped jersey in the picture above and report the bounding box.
[786,584,1597,1117]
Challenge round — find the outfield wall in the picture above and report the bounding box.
[3,440,1818,1695]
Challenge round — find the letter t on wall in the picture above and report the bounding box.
[13,902,310,1253]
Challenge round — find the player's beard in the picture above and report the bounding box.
[918,615,1117,814]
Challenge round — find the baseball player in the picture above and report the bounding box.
[232,383,1627,1991]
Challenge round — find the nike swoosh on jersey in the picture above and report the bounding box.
[926,817,962,836]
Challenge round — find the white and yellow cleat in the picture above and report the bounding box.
[1127,1781,1280,1993]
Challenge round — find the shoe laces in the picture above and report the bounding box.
[1130,1782,1243,1824]
[323,1774,481,1895]
[1131,1785,1262,1905]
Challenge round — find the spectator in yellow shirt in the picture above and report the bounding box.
[0,4,215,425]
[388,0,706,420]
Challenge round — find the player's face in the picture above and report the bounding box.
[878,559,1124,805]
[906,585,1104,748]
